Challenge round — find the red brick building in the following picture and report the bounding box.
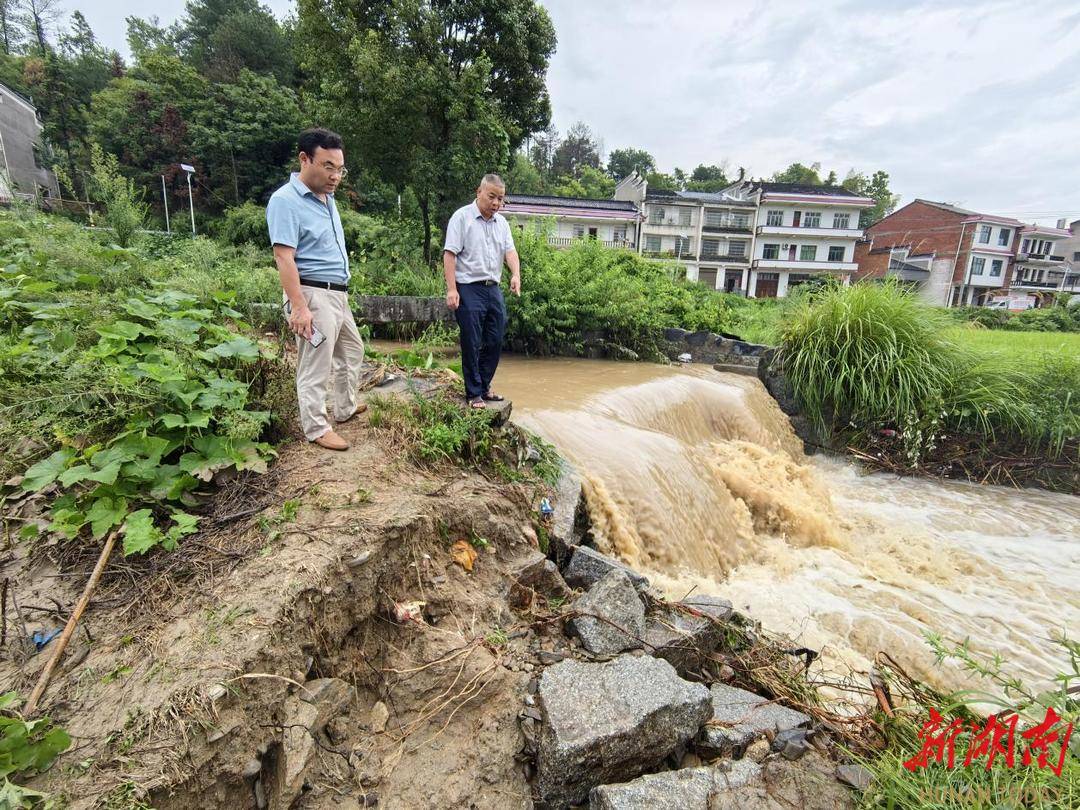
[854,199,1024,307]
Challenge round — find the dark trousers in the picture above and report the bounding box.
[455,282,506,400]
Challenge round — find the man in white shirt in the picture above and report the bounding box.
[442,174,521,408]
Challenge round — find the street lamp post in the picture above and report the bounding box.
[180,163,196,236]
[161,175,171,234]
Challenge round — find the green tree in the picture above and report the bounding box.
[528,123,559,179]
[296,0,555,260]
[506,151,544,195]
[685,163,728,192]
[551,121,601,178]
[125,15,183,60]
[1,0,22,54]
[770,161,822,184]
[645,171,681,192]
[189,69,305,203]
[84,142,148,246]
[551,165,614,199]
[842,169,899,227]
[607,147,655,180]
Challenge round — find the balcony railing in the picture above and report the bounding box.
[642,249,694,260]
[1016,253,1065,262]
[1011,279,1058,289]
[646,219,695,228]
[548,236,634,249]
[698,252,750,263]
[702,220,753,233]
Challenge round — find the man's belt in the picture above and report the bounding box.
[299,278,348,292]
[462,279,499,286]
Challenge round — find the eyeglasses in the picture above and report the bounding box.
[322,164,349,178]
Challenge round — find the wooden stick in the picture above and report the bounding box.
[24,530,118,716]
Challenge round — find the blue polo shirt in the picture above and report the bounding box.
[266,173,350,284]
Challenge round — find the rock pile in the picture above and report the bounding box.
[518,508,867,810]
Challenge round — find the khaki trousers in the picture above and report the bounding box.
[291,287,365,441]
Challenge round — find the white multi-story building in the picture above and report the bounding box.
[735,181,873,298]
[614,173,873,297]
[1011,221,1078,304]
[500,194,640,249]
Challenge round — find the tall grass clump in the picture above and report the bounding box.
[776,281,1072,463]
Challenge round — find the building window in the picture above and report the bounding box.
[766,210,783,226]
[674,236,692,255]
[803,212,821,228]
[971,257,985,275]
[732,213,750,228]
[1073,251,1080,261]
[649,208,663,225]
[572,224,585,239]
[833,213,850,229]
[828,246,845,262]
[978,225,991,244]
[1022,238,1031,253]
[728,240,747,257]
[990,259,1003,277]
[678,208,691,226]
[645,235,661,252]
[702,238,720,256]
[613,226,627,244]
[998,229,1010,247]
[697,269,718,288]
[763,243,780,259]
[799,245,817,261]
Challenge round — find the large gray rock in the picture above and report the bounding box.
[569,570,646,655]
[563,545,649,593]
[590,760,762,809]
[537,655,712,808]
[645,595,733,674]
[709,752,856,810]
[509,551,571,609]
[276,678,355,807]
[548,460,589,566]
[698,683,810,755]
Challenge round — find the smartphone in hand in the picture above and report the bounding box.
[283,301,327,348]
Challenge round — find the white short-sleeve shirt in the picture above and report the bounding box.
[443,201,516,284]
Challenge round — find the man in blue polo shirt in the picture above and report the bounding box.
[443,174,521,409]
[267,128,364,451]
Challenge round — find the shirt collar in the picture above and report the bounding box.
[471,200,494,222]
[290,172,334,201]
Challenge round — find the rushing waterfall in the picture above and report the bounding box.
[494,356,1080,693]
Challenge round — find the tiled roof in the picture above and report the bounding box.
[644,189,754,207]
[504,194,637,212]
[751,182,864,198]
[914,199,981,216]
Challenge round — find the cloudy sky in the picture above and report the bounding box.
[70,0,1080,225]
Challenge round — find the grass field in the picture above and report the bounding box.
[947,326,1080,364]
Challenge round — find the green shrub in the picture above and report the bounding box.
[503,230,736,360]
[216,202,271,247]
[776,281,1072,460]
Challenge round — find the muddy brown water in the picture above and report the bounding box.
[487,355,1080,694]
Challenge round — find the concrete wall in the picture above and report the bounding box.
[507,214,634,245]
[859,201,968,283]
[0,84,59,199]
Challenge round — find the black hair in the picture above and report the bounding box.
[298,128,344,158]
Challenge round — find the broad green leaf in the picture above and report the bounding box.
[86,497,128,539]
[88,445,138,470]
[122,509,162,556]
[47,507,87,538]
[160,411,210,429]
[95,321,144,341]
[75,273,102,288]
[162,512,200,551]
[149,466,197,501]
[135,362,185,383]
[21,449,75,491]
[204,337,259,362]
[122,298,162,320]
[57,462,120,488]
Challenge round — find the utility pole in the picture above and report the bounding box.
[161,175,170,234]
[180,163,196,236]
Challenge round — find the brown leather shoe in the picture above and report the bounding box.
[335,402,369,423]
[313,430,349,451]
